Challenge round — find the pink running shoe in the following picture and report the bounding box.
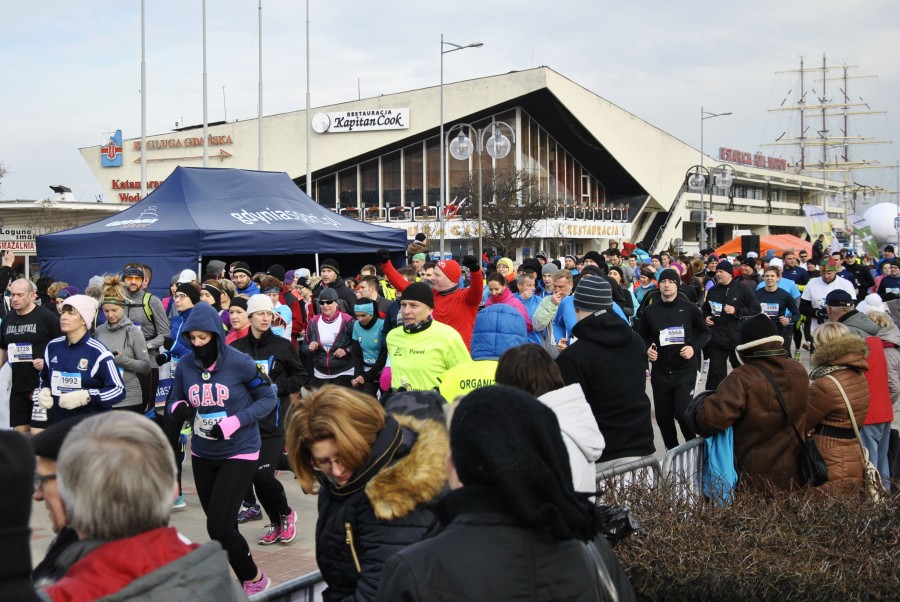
[258,523,281,546]
[243,571,272,595]
[279,508,297,544]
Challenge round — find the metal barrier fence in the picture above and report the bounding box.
[661,437,706,503]
[595,455,661,501]
[250,570,325,602]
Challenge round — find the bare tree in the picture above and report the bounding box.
[32,207,79,235]
[0,161,7,197]
[454,168,550,257]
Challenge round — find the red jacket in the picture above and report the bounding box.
[864,337,895,424]
[382,260,483,349]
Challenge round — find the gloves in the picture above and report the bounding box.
[169,401,193,424]
[462,255,480,273]
[38,388,54,410]
[376,248,391,264]
[59,390,91,410]
[155,352,170,366]
[209,423,225,440]
[163,336,175,350]
[247,364,273,390]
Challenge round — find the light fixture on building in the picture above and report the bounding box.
[695,108,731,250]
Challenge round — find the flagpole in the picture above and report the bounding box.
[140,0,147,196]
[257,0,264,171]
[202,0,209,167]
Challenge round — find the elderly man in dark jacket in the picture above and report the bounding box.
[689,314,810,491]
[703,259,762,391]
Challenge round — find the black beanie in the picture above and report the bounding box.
[176,283,200,305]
[267,264,286,281]
[736,313,784,354]
[658,268,680,284]
[400,282,434,308]
[451,386,599,541]
[232,261,252,277]
[0,430,35,593]
[320,258,340,275]
[229,296,248,312]
[582,250,603,265]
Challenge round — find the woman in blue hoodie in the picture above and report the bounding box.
[167,302,279,596]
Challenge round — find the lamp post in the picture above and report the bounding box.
[447,121,516,262]
[697,107,732,250]
[439,35,483,258]
[686,163,734,249]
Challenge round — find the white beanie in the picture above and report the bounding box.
[768,257,784,270]
[858,293,886,315]
[62,294,99,330]
[246,294,274,315]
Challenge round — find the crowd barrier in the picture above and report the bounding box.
[250,570,326,602]
[595,455,661,500]
[661,437,707,502]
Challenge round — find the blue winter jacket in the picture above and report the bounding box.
[515,292,544,345]
[469,305,529,361]
[168,302,278,460]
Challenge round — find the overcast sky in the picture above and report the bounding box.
[2,0,898,204]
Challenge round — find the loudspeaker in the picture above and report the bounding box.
[741,235,760,257]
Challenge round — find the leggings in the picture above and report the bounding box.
[192,455,259,582]
[243,437,291,524]
[155,411,185,495]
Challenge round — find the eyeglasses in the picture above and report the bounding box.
[34,473,56,493]
[311,456,344,471]
[320,299,335,305]
[174,293,188,300]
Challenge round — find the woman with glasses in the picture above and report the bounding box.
[285,385,447,601]
[303,289,356,388]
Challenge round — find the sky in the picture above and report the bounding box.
[1,0,899,207]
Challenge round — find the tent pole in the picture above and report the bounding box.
[314,253,320,276]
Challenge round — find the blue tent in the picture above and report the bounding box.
[36,167,407,296]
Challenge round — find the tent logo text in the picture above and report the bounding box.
[105,205,160,229]
[231,208,339,228]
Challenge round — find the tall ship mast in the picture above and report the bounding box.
[764,54,888,190]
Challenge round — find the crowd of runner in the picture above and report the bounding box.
[1,235,898,599]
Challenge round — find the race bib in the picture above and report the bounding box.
[8,343,33,363]
[659,326,685,346]
[194,410,227,440]
[760,302,780,318]
[709,301,723,316]
[30,389,47,423]
[51,371,82,396]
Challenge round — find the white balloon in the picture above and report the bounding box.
[863,203,900,243]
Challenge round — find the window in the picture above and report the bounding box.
[404,144,423,206]
[382,151,401,206]
[338,168,357,210]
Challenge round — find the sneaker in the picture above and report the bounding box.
[793,350,801,361]
[172,494,186,510]
[243,571,272,596]
[237,503,263,524]
[279,508,297,544]
[258,523,281,545]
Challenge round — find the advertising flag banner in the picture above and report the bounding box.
[802,204,833,246]
[848,214,880,257]
[101,130,123,167]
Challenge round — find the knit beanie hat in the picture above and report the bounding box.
[62,294,99,329]
[401,282,434,308]
[266,264,286,281]
[436,259,461,283]
[415,232,427,243]
[176,283,200,305]
[200,282,222,311]
[205,260,226,277]
[541,263,557,276]
[496,258,515,272]
[450,386,598,541]
[716,259,733,273]
[56,286,80,302]
[736,313,784,353]
[318,288,339,303]
[520,258,542,274]
[232,262,252,277]
[768,257,784,270]
[658,268,680,284]
[229,296,248,312]
[0,430,35,594]
[320,258,340,275]
[246,294,274,315]
[581,250,603,265]
[297,268,311,279]
[573,276,613,312]
[820,257,840,272]
[412,253,428,262]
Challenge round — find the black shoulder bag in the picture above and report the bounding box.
[753,363,828,486]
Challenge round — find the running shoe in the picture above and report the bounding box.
[793,350,801,361]
[258,523,281,545]
[237,503,263,523]
[279,508,297,544]
[172,494,186,510]
[243,571,272,596]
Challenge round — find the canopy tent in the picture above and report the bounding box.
[714,234,812,258]
[36,167,408,297]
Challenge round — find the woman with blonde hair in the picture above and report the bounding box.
[285,385,447,601]
[807,321,870,493]
[94,276,151,412]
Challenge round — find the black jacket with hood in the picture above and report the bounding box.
[556,307,655,462]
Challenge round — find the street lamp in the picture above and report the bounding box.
[686,163,734,249]
[439,35,483,258]
[447,121,516,261]
[697,107,732,250]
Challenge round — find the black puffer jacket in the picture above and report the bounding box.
[375,485,635,602]
[702,279,761,349]
[316,414,448,602]
[556,308,655,462]
[230,328,308,437]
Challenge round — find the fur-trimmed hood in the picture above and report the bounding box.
[811,334,869,370]
[366,413,449,521]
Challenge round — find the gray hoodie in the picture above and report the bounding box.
[94,315,151,408]
[839,310,880,340]
[539,383,606,494]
